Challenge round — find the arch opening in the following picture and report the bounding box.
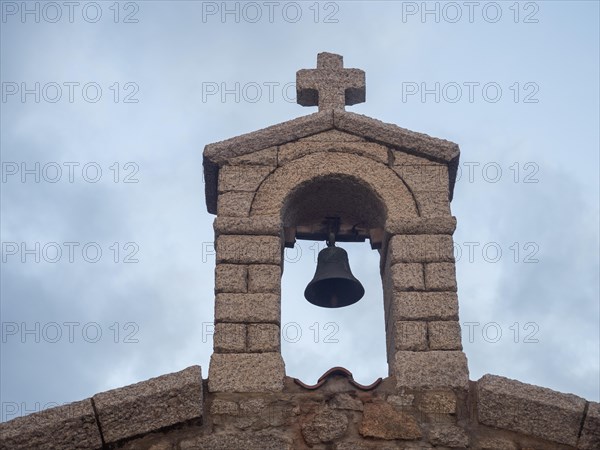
[280,174,389,385]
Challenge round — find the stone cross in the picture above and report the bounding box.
[296,52,366,111]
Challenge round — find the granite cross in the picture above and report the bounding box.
[296,52,366,111]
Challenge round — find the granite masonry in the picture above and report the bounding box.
[1,53,597,449]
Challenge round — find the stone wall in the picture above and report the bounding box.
[3,367,597,449]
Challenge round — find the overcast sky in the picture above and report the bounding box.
[1,0,598,422]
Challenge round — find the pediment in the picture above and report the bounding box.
[203,110,460,214]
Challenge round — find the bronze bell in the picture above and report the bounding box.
[304,245,365,308]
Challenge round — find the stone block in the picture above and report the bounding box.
[279,140,388,165]
[415,190,452,217]
[387,263,424,291]
[334,111,460,163]
[428,424,469,447]
[393,164,449,193]
[391,321,427,351]
[248,265,281,293]
[476,437,518,450]
[181,430,292,450]
[387,234,454,263]
[0,399,102,450]
[247,323,280,352]
[214,322,246,352]
[210,399,239,415]
[215,293,280,324]
[428,321,462,350]
[93,366,202,445]
[229,146,277,166]
[208,353,285,392]
[215,264,247,293]
[477,374,587,446]
[390,291,459,321]
[301,408,349,445]
[419,391,457,414]
[359,402,421,440]
[217,235,281,265]
[217,191,254,217]
[425,262,457,291]
[385,216,457,235]
[393,150,443,166]
[302,129,364,142]
[329,393,363,411]
[394,351,469,390]
[578,401,600,449]
[214,216,281,236]
[218,165,272,192]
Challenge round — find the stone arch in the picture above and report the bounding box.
[251,152,419,222]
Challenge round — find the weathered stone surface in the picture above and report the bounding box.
[210,399,239,415]
[217,191,254,217]
[329,393,363,411]
[301,408,349,444]
[217,235,281,265]
[428,321,462,350]
[0,399,102,450]
[428,424,469,447]
[477,374,586,446]
[215,264,247,293]
[387,234,454,263]
[214,322,246,352]
[251,152,418,221]
[214,216,281,236]
[93,366,202,445]
[302,129,365,142]
[247,323,280,352]
[279,141,388,165]
[419,391,457,414]
[394,164,449,193]
[578,401,600,449]
[390,292,459,321]
[248,264,281,293]
[387,394,414,409]
[415,190,451,217]
[476,437,518,450]
[215,293,280,324]
[359,402,421,440]
[393,149,439,166]
[218,165,273,192]
[385,216,457,235]
[181,430,292,450]
[388,263,424,291]
[208,353,284,392]
[229,146,277,166]
[335,111,459,162]
[392,321,427,351]
[424,262,457,291]
[394,351,469,389]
